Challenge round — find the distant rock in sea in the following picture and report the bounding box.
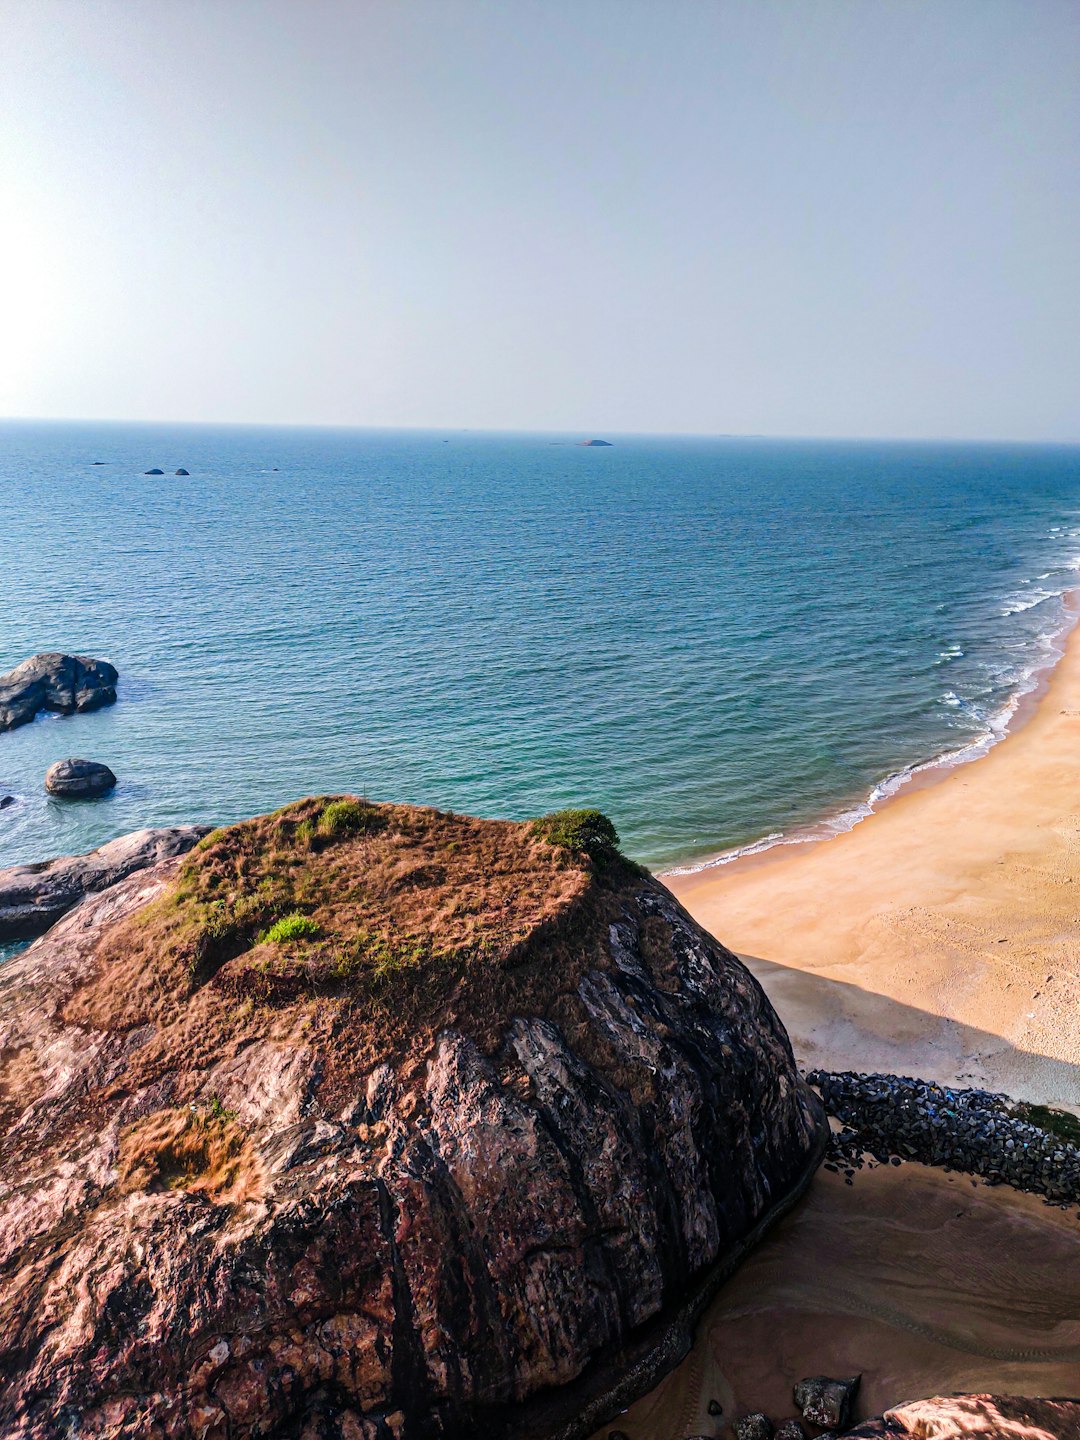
[144,468,165,475]
[0,824,210,940]
[0,797,825,1438]
[580,438,613,446]
[0,796,13,811]
[92,460,106,465]
[175,467,190,475]
[44,758,117,798]
[0,653,118,732]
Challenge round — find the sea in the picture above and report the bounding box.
[3,421,1080,918]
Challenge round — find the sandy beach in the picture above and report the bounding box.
[596,1164,1080,1439]
[668,597,1080,1107]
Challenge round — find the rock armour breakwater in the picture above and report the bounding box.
[810,1070,1080,1206]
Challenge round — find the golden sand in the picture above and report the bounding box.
[667,599,1080,1107]
[598,1165,1080,1439]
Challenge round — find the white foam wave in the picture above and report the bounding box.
[664,586,1079,879]
[1001,588,1064,616]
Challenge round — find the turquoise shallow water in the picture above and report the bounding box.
[2,421,1080,889]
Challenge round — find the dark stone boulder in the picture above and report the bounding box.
[840,1396,1080,1440]
[737,1416,775,1440]
[0,824,210,940]
[144,468,165,475]
[44,758,117,798]
[0,796,13,811]
[796,1376,861,1430]
[776,1422,806,1440]
[175,468,190,475]
[0,653,118,732]
[0,798,826,1438]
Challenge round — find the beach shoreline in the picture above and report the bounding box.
[667,591,1080,1107]
[662,588,1080,881]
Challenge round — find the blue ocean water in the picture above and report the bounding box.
[2,421,1080,890]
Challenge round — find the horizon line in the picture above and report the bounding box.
[2,414,1079,448]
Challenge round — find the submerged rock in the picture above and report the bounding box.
[841,1396,1080,1440]
[144,467,165,475]
[0,652,118,731]
[0,824,210,940]
[0,796,13,811]
[0,798,825,1438]
[44,757,117,797]
[175,467,190,475]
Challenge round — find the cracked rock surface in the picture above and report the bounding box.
[0,802,825,1439]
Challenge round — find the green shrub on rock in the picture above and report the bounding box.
[263,912,321,945]
[318,798,385,839]
[531,808,620,861]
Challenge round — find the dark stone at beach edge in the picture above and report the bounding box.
[795,1376,861,1430]
[44,758,117,798]
[0,653,118,732]
[0,824,210,941]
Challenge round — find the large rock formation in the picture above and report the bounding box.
[0,824,210,940]
[842,1396,1080,1440]
[0,799,826,1439]
[0,653,118,732]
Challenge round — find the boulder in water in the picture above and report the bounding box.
[44,757,117,797]
[175,467,190,475]
[0,652,118,731]
[144,467,165,475]
[0,798,825,1438]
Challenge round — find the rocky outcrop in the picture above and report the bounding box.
[579,439,613,446]
[0,653,118,732]
[841,1396,1080,1440]
[0,799,825,1439]
[44,757,117,797]
[0,824,210,940]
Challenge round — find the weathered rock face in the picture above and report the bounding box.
[0,653,118,732]
[0,824,210,940]
[0,799,825,1439]
[842,1396,1080,1440]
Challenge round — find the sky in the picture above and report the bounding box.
[1,0,1078,440]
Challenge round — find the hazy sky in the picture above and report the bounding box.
[2,0,1078,438]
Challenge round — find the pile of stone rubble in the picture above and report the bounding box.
[808,1069,1080,1206]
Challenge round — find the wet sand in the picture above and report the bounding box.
[667,602,1080,1107]
[597,1165,1080,1440]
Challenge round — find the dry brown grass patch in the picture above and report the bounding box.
[117,1106,262,1205]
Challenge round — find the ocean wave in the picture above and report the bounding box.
[1000,588,1065,616]
[665,588,1078,879]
